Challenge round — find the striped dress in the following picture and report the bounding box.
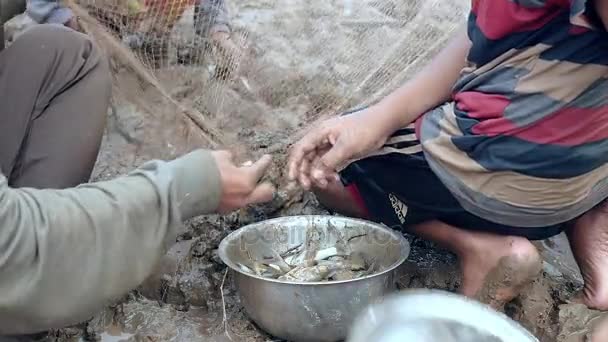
[418,0,608,227]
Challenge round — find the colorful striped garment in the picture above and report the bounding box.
[418,0,608,227]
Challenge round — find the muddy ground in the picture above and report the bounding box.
[16,0,608,341]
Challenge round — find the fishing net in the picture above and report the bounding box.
[67,0,469,161]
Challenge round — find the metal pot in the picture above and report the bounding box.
[347,290,539,342]
[218,215,410,342]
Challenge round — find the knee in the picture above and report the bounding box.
[14,24,86,51]
[13,24,111,99]
[507,237,540,262]
[11,25,108,73]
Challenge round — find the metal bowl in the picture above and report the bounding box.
[218,215,410,342]
[347,290,538,342]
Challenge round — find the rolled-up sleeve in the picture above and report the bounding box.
[0,149,221,335]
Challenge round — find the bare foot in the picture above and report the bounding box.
[568,200,608,310]
[459,234,542,310]
[409,221,542,310]
[309,185,543,310]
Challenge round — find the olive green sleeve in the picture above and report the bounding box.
[0,149,221,335]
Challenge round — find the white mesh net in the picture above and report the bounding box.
[68,0,470,162]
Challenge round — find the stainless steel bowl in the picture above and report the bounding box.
[348,290,538,342]
[218,215,410,342]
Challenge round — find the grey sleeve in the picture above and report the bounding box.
[0,149,222,335]
[26,0,73,24]
[195,0,231,36]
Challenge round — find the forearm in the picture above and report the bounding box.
[0,150,221,335]
[370,26,471,135]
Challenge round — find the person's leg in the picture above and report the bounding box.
[407,221,540,308]
[312,121,544,309]
[567,200,608,310]
[0,24,111,188]
[314,181,369,218]
[316,179,541,309]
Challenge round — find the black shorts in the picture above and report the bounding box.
[339,109,568,241]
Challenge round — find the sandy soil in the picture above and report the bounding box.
[11,0,608,341]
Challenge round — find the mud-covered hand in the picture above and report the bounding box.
[213,151,275,213]
[287,109,390,190]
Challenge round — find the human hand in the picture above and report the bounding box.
[287,109,390,190]
[64,16,82,32]
[213,151,275,213]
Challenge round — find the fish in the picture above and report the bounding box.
[331,270,357,281]
[349,252,366,271]
[237,263,253,274]
[248,239,292,273]
[279,264,340,282]
[303,225,322,267]
[327,221,351,256]
[314,247,346,261]
[238,224,379,282]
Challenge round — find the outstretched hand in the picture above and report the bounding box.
[287,109,389,190]
[213,151,275,213]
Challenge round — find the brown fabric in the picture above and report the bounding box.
[0,24,110,188]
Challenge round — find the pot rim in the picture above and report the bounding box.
[348,289,539,342]
[218,215,410,286]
